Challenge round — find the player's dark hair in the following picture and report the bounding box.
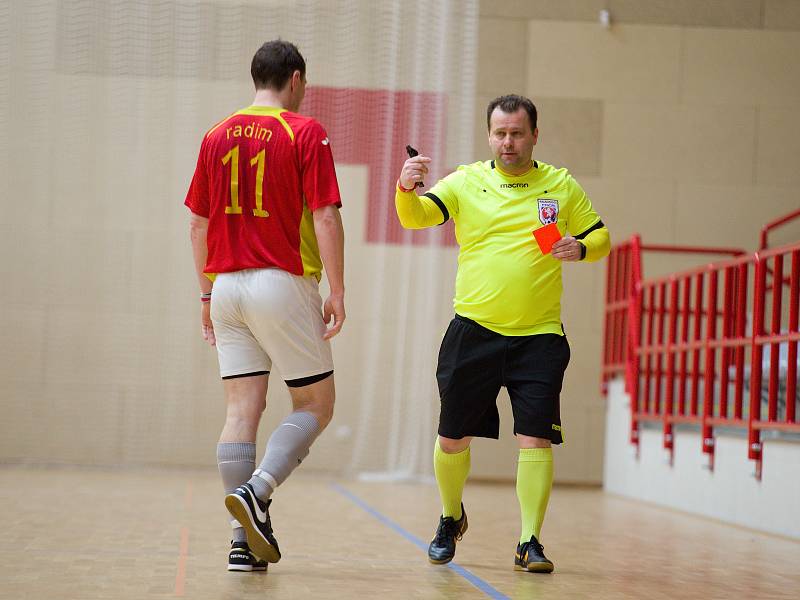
[251,40,306,90]
[486,94,538,132]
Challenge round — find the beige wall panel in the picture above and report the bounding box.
[584,401,607,480]
[535,97,603,177]
[0,382,45,459]
[129,231,196,318]
[603,103,756,186]
[44,229,134,313]
[558,405,592,482]
[480,0,604,21]
[40,382,123,464]
[1,308,46,384]
[473,93,494,160]
[0,226,50,307]
[527,22,682,102]
[563,329,605,483]
[763,217,800,249]
[562,263,603,335]
[1,145,53,228]
[603,103,683,182]
[582,177,676,244]
[477,18,528,95]
[756,106,800,186]
[679,104,757,186]
[607,0,762,29]
[683,29,800,105]
[42,309,162,388]
[639,251,737,282]
[764,0,800,31]
[481,0,764,29]
[674,183,800,251]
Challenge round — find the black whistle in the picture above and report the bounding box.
[406,145,424,188]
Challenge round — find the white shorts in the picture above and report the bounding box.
[210,268,334,382]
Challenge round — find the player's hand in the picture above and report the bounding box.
[322,293,346,340]
[201,301,216,346]
[399,156,431,190]
[551,236,583,262]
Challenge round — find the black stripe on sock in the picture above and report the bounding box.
[422,192,449,224]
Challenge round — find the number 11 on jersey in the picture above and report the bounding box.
[222,145,269,218]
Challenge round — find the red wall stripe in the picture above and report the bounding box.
[304,87,456,246]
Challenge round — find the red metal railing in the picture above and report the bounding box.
[760,207,800,250]
[603,227,800,478]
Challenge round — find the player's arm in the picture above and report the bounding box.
[313,205,345,340]
[189,211,215,346]
[395,156,447,229]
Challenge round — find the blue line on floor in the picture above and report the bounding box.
[331,483,510,600]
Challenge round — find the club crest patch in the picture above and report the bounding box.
[537,199,559,225]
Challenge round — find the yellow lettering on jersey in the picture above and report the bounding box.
[222,146,242,214]
[256,125,272,142]
[226,122,273,142]
[251,149,269,217]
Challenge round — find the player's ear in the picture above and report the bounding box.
[533,127,539,145]
[291,70,303,91]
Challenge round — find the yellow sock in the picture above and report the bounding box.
[433,439,470,520]
[516,447,553,543]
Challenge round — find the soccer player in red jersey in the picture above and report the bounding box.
[184,40,345,571]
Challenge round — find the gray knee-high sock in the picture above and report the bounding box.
[248,411,320,501]
[217,442,256,543]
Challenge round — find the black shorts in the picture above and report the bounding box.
[436,315,570,443]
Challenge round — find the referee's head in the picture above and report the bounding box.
[486,95,538,133]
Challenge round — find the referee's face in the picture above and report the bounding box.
[488,107,538,176]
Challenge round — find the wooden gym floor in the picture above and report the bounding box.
[0,465,797,599]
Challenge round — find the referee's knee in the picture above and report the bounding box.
[438,436,471,454]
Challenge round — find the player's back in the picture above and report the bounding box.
[186,106,340,277]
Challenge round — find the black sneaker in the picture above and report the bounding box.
[228,540,268,572]
[225,483,281,563]
[515,534,554,573]
[427,504,468,564]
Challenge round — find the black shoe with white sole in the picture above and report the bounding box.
[228,540,268,572]
[225,483,281,563]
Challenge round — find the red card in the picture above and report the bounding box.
[533,223,562,254]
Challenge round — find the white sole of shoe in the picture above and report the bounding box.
[225,494,281,563]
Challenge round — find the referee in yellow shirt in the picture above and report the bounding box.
[395,94,610,573]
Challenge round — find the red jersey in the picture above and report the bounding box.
[184,106,341,277]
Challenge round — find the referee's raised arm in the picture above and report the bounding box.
[394,155,443,229]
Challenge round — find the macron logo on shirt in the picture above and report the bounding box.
[500,182,528,189]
